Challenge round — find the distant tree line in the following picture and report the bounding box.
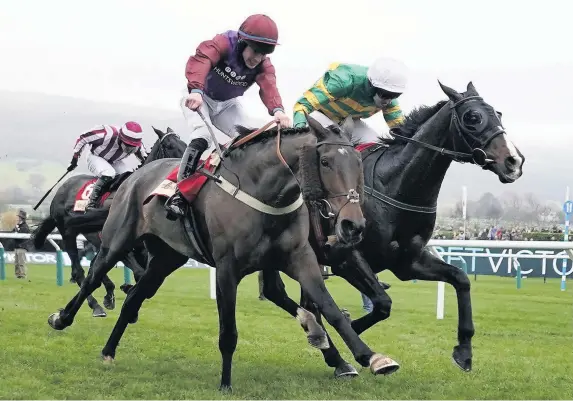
[448,191,566,224]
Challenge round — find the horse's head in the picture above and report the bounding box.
[301,115,365,246]
[439,81,524,183]
[143,126,187,165]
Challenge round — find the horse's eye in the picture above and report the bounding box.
[320,157,329,167]
[462,110,483,131]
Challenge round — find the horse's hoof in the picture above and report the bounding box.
[452,345,472,372]
[308,333,330,350]
[369,353,400,376]
[120,284,133,294]
[101,354,115,365]
[103,294,115,310]
[129,314,139,324]
[334,362,359,378]
[218,384,232,393]
[92,305,107,318]
[47,311,66,331]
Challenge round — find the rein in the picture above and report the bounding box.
[364,95,506,214]
[390,96,504,167]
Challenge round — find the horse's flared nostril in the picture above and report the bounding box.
[340,219,365,240]
[505,156,518,169]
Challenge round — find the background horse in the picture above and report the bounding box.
[31,127,186,317]
[262,81,525,377]
[46,116,400,391]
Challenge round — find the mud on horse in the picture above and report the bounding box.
[261,81,525,377]
[46,115,403,391]
[31,127,186,318]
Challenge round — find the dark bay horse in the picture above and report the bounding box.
[31,127,186,317]
[261,81,525,376]
[46,116,401,391]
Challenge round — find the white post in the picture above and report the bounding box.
[209,266,216,300]
[462,186,467,239]
[429,246,446,319]
[436,281,445,319]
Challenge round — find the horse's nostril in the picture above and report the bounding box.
[505,156,517,169]
[341,219,364,238]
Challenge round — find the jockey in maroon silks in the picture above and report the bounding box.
[165,14,292,217]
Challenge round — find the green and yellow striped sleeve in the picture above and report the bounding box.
[382,99,405,128]
[293,65,352,127]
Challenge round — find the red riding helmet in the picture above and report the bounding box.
[238,14,279,54]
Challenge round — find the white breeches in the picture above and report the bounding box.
[87,153,132,178]
[309,111,381,145]
[179,91,264,148]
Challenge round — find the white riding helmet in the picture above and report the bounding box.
[367,57,409,94]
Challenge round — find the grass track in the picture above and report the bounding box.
[0,265,571,399]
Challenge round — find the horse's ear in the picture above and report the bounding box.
[438,80,463,102]
[339,116,354,140]
[152,126,165,139]
[166,127,174,133]
[306,113,328,140]
[466,81,479,96]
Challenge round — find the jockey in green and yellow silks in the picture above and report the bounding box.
[293,57,409,144]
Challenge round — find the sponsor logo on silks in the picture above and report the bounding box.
[213,65,249,87]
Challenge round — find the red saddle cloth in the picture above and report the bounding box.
[165,153,219,202]
[355,142,377,152]
[73,178,111,211]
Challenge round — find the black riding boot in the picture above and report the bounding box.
[85,175,113,213]
[164,138,208,218]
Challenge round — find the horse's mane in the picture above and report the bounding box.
[378,100,448,141]
[230,125,311,152]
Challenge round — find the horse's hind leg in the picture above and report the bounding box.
[62,231,106,318]
[394,249,474,372]
[101,239,186,361]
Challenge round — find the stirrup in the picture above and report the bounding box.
[164,192,186,219]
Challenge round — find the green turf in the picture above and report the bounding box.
[0,265,571,399]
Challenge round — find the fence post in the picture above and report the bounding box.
[56,250,64,287]
[123,266,132,285]
[513,258,522,289]
[0,242,6,281]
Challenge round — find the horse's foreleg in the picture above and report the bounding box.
[395,249,474,372]
[285,244,399,376]
[215,260,239,392]
[332,250,393,335]
[48,246,122,330]
[101,253,180,361]
[261,270,331,350]
[117,250,147,295]
[63,233,106,317]
[299,289,359,378]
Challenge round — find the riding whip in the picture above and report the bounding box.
[196,109,224,159]
[33,169,71,210]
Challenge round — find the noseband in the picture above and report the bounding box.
[390,96,506,167]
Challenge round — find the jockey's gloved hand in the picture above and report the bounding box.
[67,155,78,172]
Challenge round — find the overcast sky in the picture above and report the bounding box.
[1,0,572,192]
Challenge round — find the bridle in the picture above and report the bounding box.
[390,96,506,167]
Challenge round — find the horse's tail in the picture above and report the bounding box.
[66,209,110,232]
[31,216,57,249]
